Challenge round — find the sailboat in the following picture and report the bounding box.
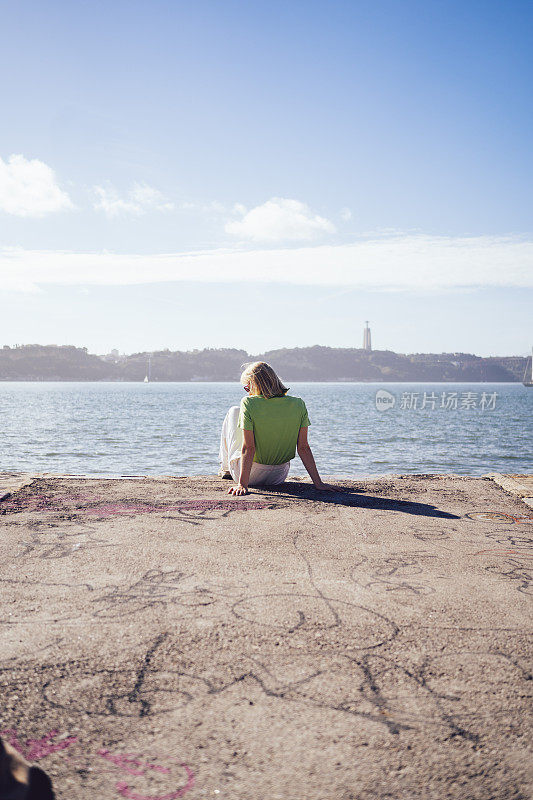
[144,354,152,383]
[523,347,533,387]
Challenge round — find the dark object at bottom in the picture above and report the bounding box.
[0,737,55,800]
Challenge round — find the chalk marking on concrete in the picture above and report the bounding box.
[0,728,78,760]
[466,511,533,524]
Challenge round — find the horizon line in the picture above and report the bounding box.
[2,343,529,360]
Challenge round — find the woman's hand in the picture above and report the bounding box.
[228,483,249,496]
[313,481,338,492]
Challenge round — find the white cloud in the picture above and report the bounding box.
[93,181,174,217]
[1,233,532,293]
[179,199,229,214]
[340,207,352,221]
[225,197,336,242]
[0,154,74,217]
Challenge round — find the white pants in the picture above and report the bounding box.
[219,405,290,487]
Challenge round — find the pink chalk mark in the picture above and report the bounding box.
[98,750,194,799]
[1,493,269,517]
[87,500,268,517]
[1,728,78,761]
[26,732,78,761]
[115,763,195,800]
[98,749,171,776]
[1,734,195,798]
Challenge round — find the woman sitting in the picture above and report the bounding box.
[219,361,336,496]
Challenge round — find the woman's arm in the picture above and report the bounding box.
[297,427,336,491]
[228,429,256,495]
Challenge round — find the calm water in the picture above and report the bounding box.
[0,382,531,478]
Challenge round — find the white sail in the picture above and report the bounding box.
[144,354,152,383]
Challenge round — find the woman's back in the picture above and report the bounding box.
[238,394,310,465]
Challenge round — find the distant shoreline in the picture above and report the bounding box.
[1,344,528,382]
[0,378,526,384]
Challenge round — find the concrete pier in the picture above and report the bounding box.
[0,473,532,799]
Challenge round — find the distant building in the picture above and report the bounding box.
[363,321,372,351]
[100,348,123,364]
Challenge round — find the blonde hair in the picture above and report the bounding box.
[240,361,289,399]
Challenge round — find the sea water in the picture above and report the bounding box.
[0,382,531,477]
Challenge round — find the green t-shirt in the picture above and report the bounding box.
[238,394,311,465]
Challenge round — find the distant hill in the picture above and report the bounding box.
[0,345,116,381]
[0,343,526,382]
[256,346,526,382]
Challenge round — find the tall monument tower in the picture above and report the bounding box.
[363,320,372,351]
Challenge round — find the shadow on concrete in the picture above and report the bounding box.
[255,481,461,519]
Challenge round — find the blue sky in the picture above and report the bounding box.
[1,0,532,355]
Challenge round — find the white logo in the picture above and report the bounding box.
[375,389,396,411]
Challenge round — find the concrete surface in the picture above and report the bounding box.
[0,472,36,502]
[487,473,533,511]
[0,473,532,800]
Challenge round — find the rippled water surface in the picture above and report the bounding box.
[1,382,531,477]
